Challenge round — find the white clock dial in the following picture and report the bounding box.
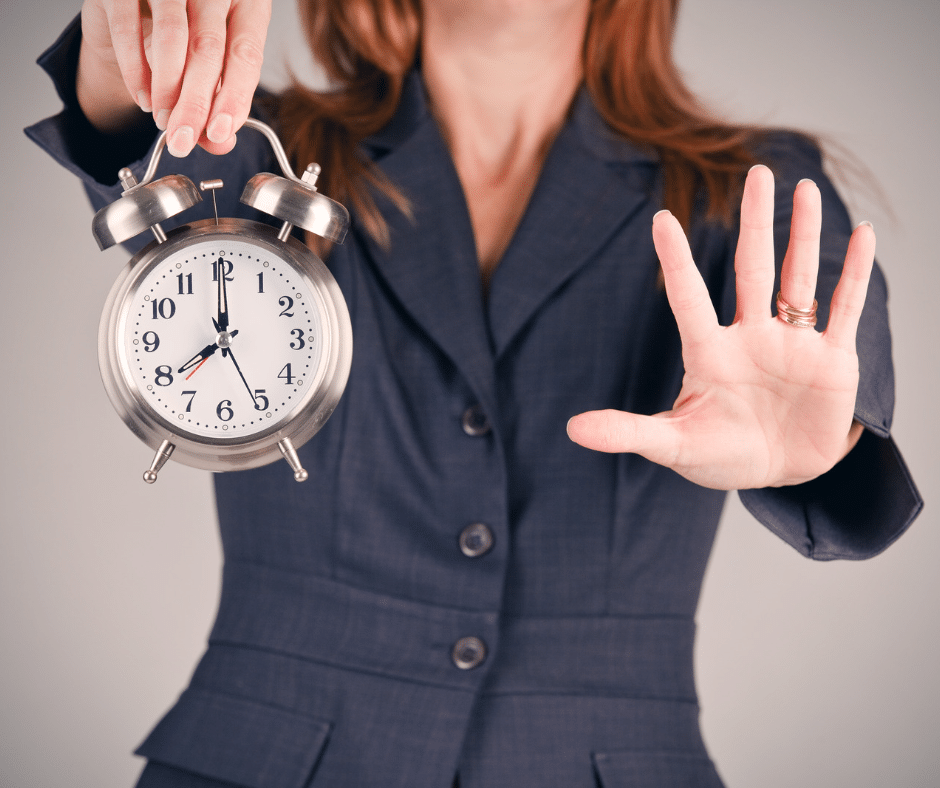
[120,237,324,441]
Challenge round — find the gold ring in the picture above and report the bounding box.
[776,291,817,328]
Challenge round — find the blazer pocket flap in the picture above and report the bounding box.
[136,687,332,788]
[592,750,723,787]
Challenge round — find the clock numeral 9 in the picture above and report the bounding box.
[154,366,174,386]
[142,331,160,352]
[216,400,234,422]
[151,298,176,320]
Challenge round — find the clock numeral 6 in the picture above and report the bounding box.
[216,400,234,422]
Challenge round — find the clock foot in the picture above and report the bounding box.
[278,438,308,482]
[143,439,175,483]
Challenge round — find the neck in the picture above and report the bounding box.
[420,0,590,278]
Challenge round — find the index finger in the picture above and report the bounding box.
[652,209,719,347]
[824,221,876,351]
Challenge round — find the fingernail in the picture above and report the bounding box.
[207,113,233,144]
[653,209,672,220]
[856,220,874,231]
[136,91,152,113]
[167,126,195,157]
[797,177,816,187]
[154,109,170,130]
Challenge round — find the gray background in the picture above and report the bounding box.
[1,1,937,786]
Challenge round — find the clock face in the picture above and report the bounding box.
[118,235,326,441]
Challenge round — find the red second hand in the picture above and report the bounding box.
[185,356,210,380]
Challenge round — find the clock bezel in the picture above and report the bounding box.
[98,217,352,473]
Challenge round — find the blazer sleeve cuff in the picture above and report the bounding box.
[23,13,158,203]
[738,428,922,560]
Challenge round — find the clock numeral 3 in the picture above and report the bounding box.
[289,328,305,350]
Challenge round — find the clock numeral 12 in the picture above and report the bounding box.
[212,259,234,282]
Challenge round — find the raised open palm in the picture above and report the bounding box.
[567,165,875,491]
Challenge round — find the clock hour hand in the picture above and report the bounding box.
[178,342,219,375]
[178,330,238,377]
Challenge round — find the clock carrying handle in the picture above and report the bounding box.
[92,119,349,250]
[135,118,299,193]
[140,118,349,243]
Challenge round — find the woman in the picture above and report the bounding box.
[27,0,921,785]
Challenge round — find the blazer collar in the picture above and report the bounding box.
[356,72,659,401]
[362,72,659,168]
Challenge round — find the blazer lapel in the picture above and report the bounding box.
[356,76,660,401]
[359,81,497,411]
[487,92,659,359]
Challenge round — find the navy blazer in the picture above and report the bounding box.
[28,18,922,788]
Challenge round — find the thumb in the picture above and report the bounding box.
[567,409,680,463]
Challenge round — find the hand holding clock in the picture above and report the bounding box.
[78,0,273,156]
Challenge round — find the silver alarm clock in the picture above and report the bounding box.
[92,119,352,483]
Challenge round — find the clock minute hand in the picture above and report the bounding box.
[224,346,261,409]
[216,256,229,332]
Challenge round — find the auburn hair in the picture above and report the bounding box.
[276,0,761,247]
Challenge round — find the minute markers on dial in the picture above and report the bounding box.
[128,242,321,438]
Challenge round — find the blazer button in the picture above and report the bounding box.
[452,636,487,670]
[461,404,491,436]
[459,523,494,557]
